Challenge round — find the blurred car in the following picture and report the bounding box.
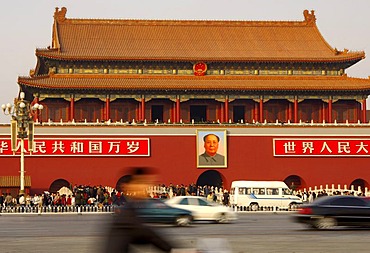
[115,198,193,226]
[293,195,370,229]
[166,196,237,223]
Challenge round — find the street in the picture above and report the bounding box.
[0,212,369,252]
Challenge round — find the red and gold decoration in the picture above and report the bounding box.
[193,62,207,76]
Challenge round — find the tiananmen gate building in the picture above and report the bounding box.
[1,7,370,195]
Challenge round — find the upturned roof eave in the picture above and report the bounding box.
[34,51,365,64]
[19,83,370,93]
[18,73,370,82]
[18,76,370,93]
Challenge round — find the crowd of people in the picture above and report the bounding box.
[147,183,230,206]
[294,189,367,204]
[0,183,365,211]
[0,183,230,210]
[0,185,117,210]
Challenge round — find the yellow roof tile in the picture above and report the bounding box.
[36,8,364,63]
[18,74,370,92]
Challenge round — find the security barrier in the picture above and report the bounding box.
[232,205,299,212]
[0,204,299,214]
[0,205,116,214]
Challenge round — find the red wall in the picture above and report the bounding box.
[2,134,369,194]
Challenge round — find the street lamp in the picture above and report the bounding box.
[1,91,43,195]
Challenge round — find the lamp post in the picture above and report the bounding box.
[1,92,43,195]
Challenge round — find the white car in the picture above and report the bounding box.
[166,196,237,223]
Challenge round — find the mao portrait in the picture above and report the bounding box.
[197,130,227,168]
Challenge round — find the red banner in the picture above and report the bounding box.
[0,138,150,156]
[274,138,370,157]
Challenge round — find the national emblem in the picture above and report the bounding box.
[193,62,207,76]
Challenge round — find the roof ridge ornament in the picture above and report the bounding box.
[54,7,67,22]
[303,10,316,25]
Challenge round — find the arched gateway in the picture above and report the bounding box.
[196,170,224,188]
[115,175,132,192]
[350,178,369,193]
[284,175,306,190]
[49,179,70,193]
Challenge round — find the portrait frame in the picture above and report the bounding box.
[196,129,227,168]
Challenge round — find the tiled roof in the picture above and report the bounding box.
[35,7,364,63]
[0,176,32,187]
[18,74,370,92]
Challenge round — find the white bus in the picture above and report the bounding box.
[230,180,302,210]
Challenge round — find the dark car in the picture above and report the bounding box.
[115,198,193,226]
[293,195,370,229]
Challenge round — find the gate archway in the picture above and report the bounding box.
[350,178,368,193]
[196,170,223,188]
[283,175,306,191]
[115,175,132,192]
[49,179,70,193]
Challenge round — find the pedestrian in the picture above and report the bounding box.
[204,185,210,197]
[111,191,119,206]
[104,167,175,253]
[207,191,215,202]
[5,193,13,207]
[197,186,203,196]
[179,184,186,196]
[75,191,82,206]
[0,192,4,209]
[0,192,4,212]
[61,194,67,206]
[222,190,230,206]
[302,191,308,203]
[308,192,314,203]
[33,194,39,207]
[19,194,25,206]
[66,195,72,206]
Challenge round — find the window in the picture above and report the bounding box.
[230,188,235,195]
[331,197,367,207]
[179,198,189,205]
[253,188,265,195]
[190,105,207,122]
[233,106,245,123]
[238,187,246,195]
[266,188,279,195]
[152,201,166,209]
[151,105,163,123]
[282,188,292,195]
[198,198,209,206]
[188,198,199,205]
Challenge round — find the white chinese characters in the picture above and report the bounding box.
[275,139,370,156]
[0,138,149,156]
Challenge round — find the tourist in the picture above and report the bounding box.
[104,167,174,253]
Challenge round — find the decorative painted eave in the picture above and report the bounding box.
[34,51,365,64]
[18,74,370,92]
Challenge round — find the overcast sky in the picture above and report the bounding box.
[1,0,370,123]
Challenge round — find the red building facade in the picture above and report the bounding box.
[1,8,370,194]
